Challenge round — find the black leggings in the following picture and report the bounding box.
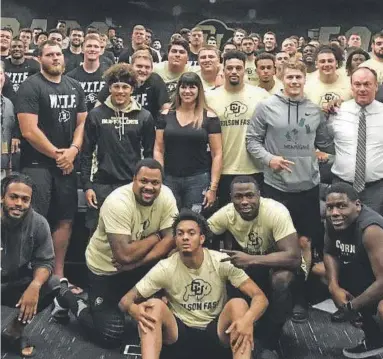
[71,268,149,348]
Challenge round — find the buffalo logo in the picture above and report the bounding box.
[319,92,341,107]
[58,109,70,123]
[246,231,264,254]
[95,297,103,306]
[86,93,98,104]
[183,279,212,301]
[12,83,20,92]
[196,19,234,49]
[285,128,299,143]
[224,101,248,118]
[166,81,178,99]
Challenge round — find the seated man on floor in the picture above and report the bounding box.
[119,209,268,359]
[52,158,178,348]
[1,173,60,358]
[324,183,383,358]
[208,176,302,359]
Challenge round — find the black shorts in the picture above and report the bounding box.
[22,167,78,223]
[263,184,322,245]
[87,267,150,312]
[1,274,60,313]
[85,182,128,232]
[161,316,230,359]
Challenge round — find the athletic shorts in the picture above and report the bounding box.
[263,184,322,246]
[22,167,78,223]
[161,316,230,359]
[1,273,60,313]
[87,267,151,312]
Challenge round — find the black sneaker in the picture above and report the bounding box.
[51,278,70,324]
[343,338,383,358]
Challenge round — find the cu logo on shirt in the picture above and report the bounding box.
[58,109,71,123]
[183,279,212,301]
[224,101,248,118]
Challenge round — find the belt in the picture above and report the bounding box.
[334,176,383,188]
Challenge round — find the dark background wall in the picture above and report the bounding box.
[1,0,382,49]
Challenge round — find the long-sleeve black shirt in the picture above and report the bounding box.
[80,97,155,191]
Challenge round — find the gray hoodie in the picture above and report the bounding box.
[246,93,334,192]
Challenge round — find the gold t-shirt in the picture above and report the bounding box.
[360,58,383,84]
[208,198,296,255]
[136,248,249,329]
[208,198,307,274]
[86,183,178,275]
[206,84,270,175]
[245,59,259,86]
[305,74,353,107]
[153,62,200,99]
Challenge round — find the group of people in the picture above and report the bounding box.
[1,19,383,359]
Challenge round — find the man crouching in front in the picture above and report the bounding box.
[119,209,268,359]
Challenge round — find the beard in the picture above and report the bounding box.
[42,62,64,76]
[2,204,31,226]
[374,50,383,59]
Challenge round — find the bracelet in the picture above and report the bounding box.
[70,144,80,154]
[155,232,162,241]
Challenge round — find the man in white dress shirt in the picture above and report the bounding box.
[330,67,383,214]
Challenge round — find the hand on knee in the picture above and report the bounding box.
[135,298,165,334]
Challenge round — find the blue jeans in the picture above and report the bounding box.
[164,172,210,211]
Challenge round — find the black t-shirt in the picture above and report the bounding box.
[4,58,40,92]
[63,49,83,74]
[15,73,87,168]
[118,46,160,64]
[188,52,199,67]
[101,51,115,67]
[324,205,383,284]
[66,64,108,111]
[157,110,221,176]
[107,48,122,64]
[97,73,169,121]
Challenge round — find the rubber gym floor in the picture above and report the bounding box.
[2,304,383,359]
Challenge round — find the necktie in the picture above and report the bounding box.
[353,107,367,193]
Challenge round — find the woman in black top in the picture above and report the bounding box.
[154,72,222,211]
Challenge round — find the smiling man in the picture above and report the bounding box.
[67,34,107,111]
[208,176,301,359]
[206,50,269,208]
[4,38,40,92]
[52,158,178,348]
[323,182,383,358]
[329,67,383,215]
[1,173,60,358]
[80,63,156,233]
[96,50,170,119]
[196,45,223,90]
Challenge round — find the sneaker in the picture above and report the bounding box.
[51,297,70,323]
[342,338,383,358]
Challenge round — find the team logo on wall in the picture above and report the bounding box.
[224,101,248,118]
[196,19,235,49]
[183,279,212,301]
